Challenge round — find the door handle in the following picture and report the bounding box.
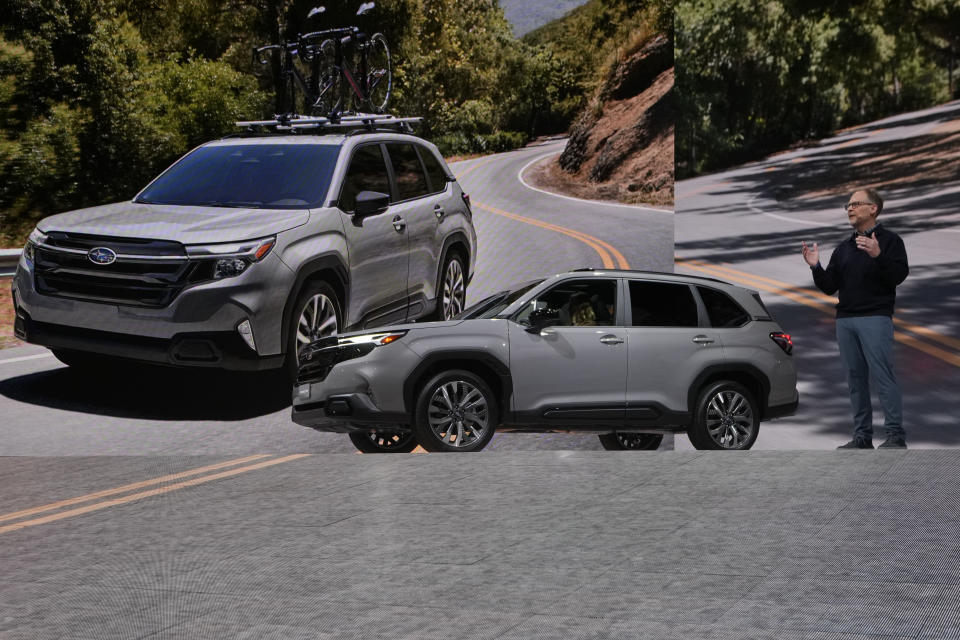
[600,335,624,345]
[692,335,714,345]
[434,205,445,220]
[392,215,405,232]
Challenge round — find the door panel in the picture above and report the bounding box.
[507,277,626,422]
[336,143,408,327]
[509,323,628,421]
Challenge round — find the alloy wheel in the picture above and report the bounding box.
[296,293,338,356]
[441,258,465,319]
[426,379,489,448]
[704,389,755,448]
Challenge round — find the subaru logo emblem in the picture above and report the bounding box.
[87,247,117,265]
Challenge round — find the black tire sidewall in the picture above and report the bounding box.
[413,369,496,452]
[348,430,417,453]
[689,381,759,450]
[286,280,342,382]
[434,251,465,321]
[598,432,664,450]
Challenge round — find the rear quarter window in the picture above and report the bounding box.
[697,286,751,328]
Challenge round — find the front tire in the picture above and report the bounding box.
[287,281,341,382]
[348,430,417,453]
[687,381,759,450]
[598,432,664,450]
[413,370,496,452]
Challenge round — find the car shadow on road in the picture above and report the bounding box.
[0,364,291,421]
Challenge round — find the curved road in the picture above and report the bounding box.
[676,100,960,449]
[0,140,674,455]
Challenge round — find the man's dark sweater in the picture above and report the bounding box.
[811,224,909,318]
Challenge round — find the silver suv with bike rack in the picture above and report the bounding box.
[12,113,477,379]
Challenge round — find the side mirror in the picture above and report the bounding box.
[354,190,390,218]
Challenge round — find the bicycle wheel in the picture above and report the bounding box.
[365,33,392,113]
[310,39,342,117]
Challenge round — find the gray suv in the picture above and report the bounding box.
[292,270,799,452]
[12,128,476,378]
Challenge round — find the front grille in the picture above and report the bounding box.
[34,232,199,307]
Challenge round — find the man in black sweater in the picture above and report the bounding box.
[801,188,909,449]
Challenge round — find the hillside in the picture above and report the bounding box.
[499,0,589,37]
[528,31,674,206]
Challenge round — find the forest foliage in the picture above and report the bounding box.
[0,0,660,245]
[677,0,960,178]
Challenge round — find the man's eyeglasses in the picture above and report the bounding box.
[845,201,875,211]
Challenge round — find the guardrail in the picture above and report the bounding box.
[0,249,22,277]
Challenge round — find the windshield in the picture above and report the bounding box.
[136,143,341,209]
[456,280,543,320]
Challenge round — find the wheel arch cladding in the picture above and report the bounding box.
[404,352,512,422]
[281,255,349,352]
[688,364,770,418]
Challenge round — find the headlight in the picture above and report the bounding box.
[24,228,48,262]
[337,331,407,346]
[186,236,275,279]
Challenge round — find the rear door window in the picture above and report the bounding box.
[697,287,751,328]
[386,143,430,202]
[628,281,698,327]
[418,146,450,194]
[339,144,391,212]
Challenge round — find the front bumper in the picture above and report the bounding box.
[14,309,282,370]
[291,338,421,431]
[12,250,294,364]
[291,392,410,432]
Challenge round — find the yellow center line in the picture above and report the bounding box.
[0,454,311,535]
[452,154,499,181]
[475,202,630,270]
[0,454,273,524]
[676,256,960,368]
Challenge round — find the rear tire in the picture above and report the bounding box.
[687,381,759,450]
[348,430,417,453]
[433,252,467,320]
[598,432,664,450]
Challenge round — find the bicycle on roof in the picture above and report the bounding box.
[254,2,392,121]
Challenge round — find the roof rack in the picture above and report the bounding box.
[235,112,423,134]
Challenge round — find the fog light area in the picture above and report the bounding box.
[237,319,256,352]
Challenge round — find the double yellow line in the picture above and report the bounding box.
[676,256,960,368]
[455,155,631,270]
[0,454,310,535]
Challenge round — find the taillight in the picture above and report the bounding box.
[770,332,793,355]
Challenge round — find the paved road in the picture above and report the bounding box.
[676,100,960,450]
[3,451,959,639]
[0,140,674,456]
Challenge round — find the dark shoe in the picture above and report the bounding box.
[837,438,873,449]
[878,436,907,449]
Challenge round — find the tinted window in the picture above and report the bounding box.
[629,281,698,327]
[698,287,751,328]
[386,143,429,201]
[515,279,618,327]
[137,144,340,209]
[339,144,390,212]
[419,146,450,194]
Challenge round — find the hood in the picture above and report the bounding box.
[37,201,311,245]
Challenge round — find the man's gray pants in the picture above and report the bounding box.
[836,315,904,441]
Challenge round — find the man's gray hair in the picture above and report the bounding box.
[861,188,884,214]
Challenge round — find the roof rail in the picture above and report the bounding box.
[235,112,423,134]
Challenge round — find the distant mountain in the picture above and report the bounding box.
[499,0,590,37]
